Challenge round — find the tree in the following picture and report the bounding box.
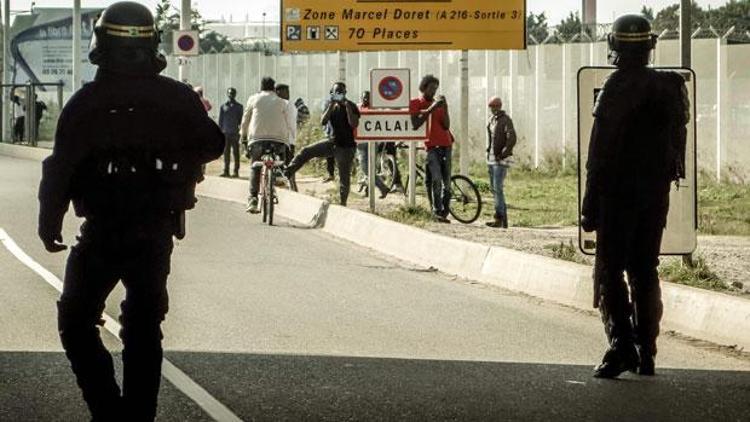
[557,12,592,41]
[527,12,549,43]
[641,6,655,22]
[651,2,706,32]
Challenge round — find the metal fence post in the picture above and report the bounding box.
[561,42,568,169]
[460,50,469,176]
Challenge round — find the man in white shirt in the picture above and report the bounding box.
[240,77,293,213]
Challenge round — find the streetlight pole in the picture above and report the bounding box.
[680,0,692,67]
[72,0,81,92]
[177,0,190,83]
[2,0,11,141]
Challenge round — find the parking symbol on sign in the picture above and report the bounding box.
[286,25,301,41]
[307,26,321,40]
[325,26,339,40]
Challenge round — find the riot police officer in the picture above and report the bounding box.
[37,2,224,419]
[581,14,689,379]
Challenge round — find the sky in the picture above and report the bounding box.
[7,0,731,25]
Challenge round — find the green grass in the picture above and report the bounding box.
[544,240,589,265]
[381,205,433,228]
[659,256,728,291]
[697,176,750,236]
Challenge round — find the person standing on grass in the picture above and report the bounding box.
[219,87,243,178]
[356,90,389,199]
[410,74,453,223]
[284,82,361,206]
[485,96,516,229]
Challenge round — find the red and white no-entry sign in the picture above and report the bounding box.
[370,68,410,109]
[173,30,200,56]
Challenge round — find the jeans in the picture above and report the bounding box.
[223,133,240,174]
[357,142,389,193]
[58,219,173,421]
[287,139,356,205]
[488,163,508,217]
[425,147,452,216]
[247,141,289,199]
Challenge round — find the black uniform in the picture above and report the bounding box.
[583,67,689,370]
[38,70,224,419]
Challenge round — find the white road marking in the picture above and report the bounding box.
[0,228,243,422]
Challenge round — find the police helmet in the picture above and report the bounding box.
[89,1,166,73]
[608,14,657,55]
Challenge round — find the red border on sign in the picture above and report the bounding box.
[378,76,403,101]
[355,110,429,142]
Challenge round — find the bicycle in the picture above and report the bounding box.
[395,143,483,224]
[354,143,400,195]
[248,140,295,226]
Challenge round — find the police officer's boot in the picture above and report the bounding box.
[636,345,656,375]
[593,338,638,379]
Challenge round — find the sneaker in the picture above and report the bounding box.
[390,184,405,194]
[220,172,230,178]
[379,187,389,199]
[232,171,239,178]
[321,175,335,183]
[245,198,260,214]
[432,213,450,224]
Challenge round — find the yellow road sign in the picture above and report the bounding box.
[281,0,526,52]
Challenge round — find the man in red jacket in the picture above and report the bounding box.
[410,74,452,223]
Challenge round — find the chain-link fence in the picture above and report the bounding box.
[163,28,747,183]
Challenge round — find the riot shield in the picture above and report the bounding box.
[577,66,697,256]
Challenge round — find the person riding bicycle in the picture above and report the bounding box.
[240,76,293,213]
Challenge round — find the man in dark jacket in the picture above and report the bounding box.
[219,87,244,177]
[37,2,224,419]
[581,14,689,379]
[485,96,516,228]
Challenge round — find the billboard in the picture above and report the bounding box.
[10,9,102,91]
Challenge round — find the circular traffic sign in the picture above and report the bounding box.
[177,34,196,52]
[378,76,403,101]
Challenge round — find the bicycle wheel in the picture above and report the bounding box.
[378,154,397,192]
[449,175,482,224]
[267,167,276,226]
[260,168,268,223]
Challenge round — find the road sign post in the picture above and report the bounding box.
[356,109,428,210]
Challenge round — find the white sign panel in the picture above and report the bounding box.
[370,68,410,109]
[577,66,697,255]
[355,111,428,142]
[173,30,200,56]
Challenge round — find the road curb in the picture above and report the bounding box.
[2,143,749,351]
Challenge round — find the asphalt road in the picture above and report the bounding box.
[1,155,749,421]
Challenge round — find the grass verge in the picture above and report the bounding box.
[659,256,728,291]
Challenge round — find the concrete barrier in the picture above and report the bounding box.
[2,144,749,350]
[662,283,750,350]
[196,176,327,227]
[0,143,52,161]
[323,204,490,281]
[480,247,594,310]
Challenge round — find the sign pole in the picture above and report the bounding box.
[409,142,416,207]
[368,141,376,212]
[178,0,191,82]
[72,0,81,92]
[2,0,10,141]
[459,49,469,176]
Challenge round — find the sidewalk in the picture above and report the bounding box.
[281,167,750,296]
